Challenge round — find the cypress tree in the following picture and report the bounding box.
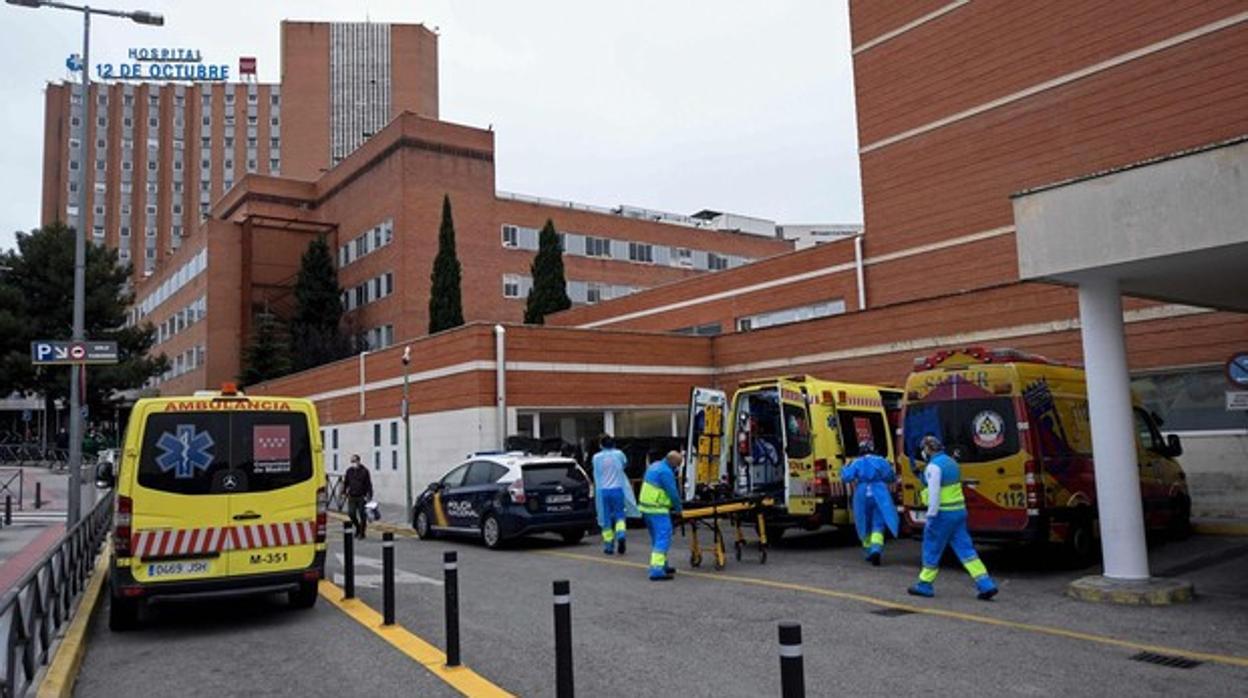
[428,194,465,333]
[290,235,351,370]
[240,313,293,386]
[524,219,572,324]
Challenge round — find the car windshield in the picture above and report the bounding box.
[138,411,312,495]
[522,462,586,489]
[903,398,1018,464]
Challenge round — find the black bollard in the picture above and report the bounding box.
[35,482,42,510]
[382,532,395,625]
[343,522,355,599]
[553,579,573,698]
[778,622,805,698]
[444,551,460,667]
[4,496,10,526]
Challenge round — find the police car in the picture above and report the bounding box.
[412,453,594,549]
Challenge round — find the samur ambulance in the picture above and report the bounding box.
[104,385,328,630]
[898,347,1190,560]
[686,376,903,534]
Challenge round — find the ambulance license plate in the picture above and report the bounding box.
[546,494,573,504]
[147,560,211,577]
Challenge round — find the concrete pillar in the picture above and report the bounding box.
[1077,277,1149,580]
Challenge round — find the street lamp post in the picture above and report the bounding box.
[7,0,163,525]
[401,346,413,518]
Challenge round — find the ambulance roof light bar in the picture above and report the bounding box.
[914,347,1066,371]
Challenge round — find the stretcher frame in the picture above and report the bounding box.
[678,495,775,571]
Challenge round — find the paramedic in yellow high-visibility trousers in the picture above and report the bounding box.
[908,435,999,600]
[638,451,684,581]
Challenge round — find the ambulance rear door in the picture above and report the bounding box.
[779,380,816,515]
[686,387,729,501]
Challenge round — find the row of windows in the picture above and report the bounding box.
[735,299,847,332]
[154,295,207,346]
[500,224,749,271]
[342,271,395,311]
[338,219,394,268]
[361,324,395,351]
[136,248,207,318]
[501,274,639,305]
[152,344,206,384]
[321,421,402,473]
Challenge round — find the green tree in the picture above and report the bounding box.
[240,313,292,386]
[290,235,351,370]
[0,223,167,416]
[524,219,571,324]
[428,194,465,334]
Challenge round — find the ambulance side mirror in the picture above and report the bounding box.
[1165,434,1183,458]
[94,461,115,489]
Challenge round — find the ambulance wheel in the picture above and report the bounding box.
[414,507,435,540]
[1168,496,1192,540]
[1066,514,1098,567]
[481,513,505,550]
[108,594,139,632]
[289,580,318,609]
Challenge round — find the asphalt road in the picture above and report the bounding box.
[70,523,1248,697]
[75,587,458,698]
[336,525,1248,697]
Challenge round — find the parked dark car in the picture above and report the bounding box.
[411,453,594,549]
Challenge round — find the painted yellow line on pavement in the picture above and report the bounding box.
[318,580,514,697]
[37,548,111,698]
[537,549,1248,670]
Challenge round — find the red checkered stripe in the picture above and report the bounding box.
[131,521,316,558]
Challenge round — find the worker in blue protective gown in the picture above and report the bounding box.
[637,451,684,581]
[908,435,999,600]
[840,439,899,566]
[592,435,639,555]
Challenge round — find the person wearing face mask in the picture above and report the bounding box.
[908,435,999,600]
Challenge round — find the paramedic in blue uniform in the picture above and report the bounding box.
[840,439,899,566]
[637,451,684,581]
[908,435,999,600]
[592,435,638,555]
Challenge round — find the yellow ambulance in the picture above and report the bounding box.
[103,385,328,630]
[687,376,902,533]
[898,347,1190,560]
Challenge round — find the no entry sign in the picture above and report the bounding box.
[31,340,119,365]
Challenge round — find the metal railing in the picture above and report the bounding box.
[0,447,69,470]
[326,474,347,512]
[0,493,112,698]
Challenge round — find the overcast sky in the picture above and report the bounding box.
[0,0,862,251]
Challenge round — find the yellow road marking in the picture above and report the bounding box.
[37,548,112,698]
[319,580,514,697]
[537,549,1248,670]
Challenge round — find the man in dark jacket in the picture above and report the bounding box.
[344,454,373,539]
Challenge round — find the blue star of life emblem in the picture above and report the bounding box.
[155,425,215,479]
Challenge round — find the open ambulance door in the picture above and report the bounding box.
[685,387,729,501]
[779,380,816,516]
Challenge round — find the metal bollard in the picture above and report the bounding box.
[343,522,355,599]
[382,531,395,625]
[553,579,574,698]
[35,482,42,510]
[4,496,10,526]
[778,622,805,698]
[444,551,461,667]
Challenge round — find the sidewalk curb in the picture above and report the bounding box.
[328,511,416,538]
[35,547,110,698]
[1192,520,1248,537]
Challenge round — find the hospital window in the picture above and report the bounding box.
[501,225,518,248]
[373,451,380,471]
[628,242,654,263]
[736,299,846,332]
[391,450,398,471]
[390,421,399,446]
[708,253,729,271]
[503,275,522,299]
[373,423,381,447]
[585,236,611,258]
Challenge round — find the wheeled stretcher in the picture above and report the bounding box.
[677,492,775,571]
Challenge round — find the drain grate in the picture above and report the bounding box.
[1130,652,1203,670]
[871,607,915,618]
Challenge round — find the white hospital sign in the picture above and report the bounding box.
[95,47,230,81]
